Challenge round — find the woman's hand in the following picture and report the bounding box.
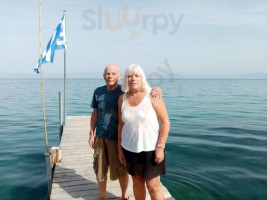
[118,146,126,165]
[155,147,165,164]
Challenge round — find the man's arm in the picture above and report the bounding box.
[89,108,98,149]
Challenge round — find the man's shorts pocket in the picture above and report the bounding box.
[93,154,98,175]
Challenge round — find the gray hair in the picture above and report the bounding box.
[103,64,120,74]
[121,64,151,92]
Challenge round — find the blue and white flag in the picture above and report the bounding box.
[34,14,66,73]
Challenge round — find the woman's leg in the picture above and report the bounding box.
[146,176,164,200]
[132,176,146,200]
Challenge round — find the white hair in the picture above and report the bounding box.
[121,64,151,92]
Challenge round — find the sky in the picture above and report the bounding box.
[0,0,267,79]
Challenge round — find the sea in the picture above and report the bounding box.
[0,78,267,200]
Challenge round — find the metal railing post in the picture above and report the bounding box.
[44,152,52,199]
[59,92,63,142]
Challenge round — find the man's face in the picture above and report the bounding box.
[103,65,121,87]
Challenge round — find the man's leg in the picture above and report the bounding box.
[94,136,109,200]
[119,174,129,199]
[97,177,107,200]
[106,139,129,199]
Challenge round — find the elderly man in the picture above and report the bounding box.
[89,64,161,200]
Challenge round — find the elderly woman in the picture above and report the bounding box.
[118,64,170,200]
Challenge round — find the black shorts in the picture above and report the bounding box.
[123,148,166,179]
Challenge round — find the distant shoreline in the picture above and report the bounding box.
[1,77,266,80]
[1,72,266,80]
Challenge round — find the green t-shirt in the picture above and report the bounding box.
[91,85,123,140]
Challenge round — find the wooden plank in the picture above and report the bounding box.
[50,116,174,200]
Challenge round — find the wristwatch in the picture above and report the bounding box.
[157,144,165,149]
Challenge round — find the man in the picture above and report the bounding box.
[89,64,162,200]
[89,64,129,200]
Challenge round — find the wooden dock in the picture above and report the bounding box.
[50,116,174,200]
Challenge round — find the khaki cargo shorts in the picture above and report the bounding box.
[93,136,128,182]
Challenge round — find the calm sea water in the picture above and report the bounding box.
[0,79,267,200]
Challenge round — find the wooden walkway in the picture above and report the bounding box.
[50,116,174,200]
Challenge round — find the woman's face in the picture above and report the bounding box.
[127,73,142,91]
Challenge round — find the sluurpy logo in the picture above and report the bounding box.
[82,5,184,43]
[148,58,176,87]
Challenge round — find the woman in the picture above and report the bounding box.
[118,64,170,200]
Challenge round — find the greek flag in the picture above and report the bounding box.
[34,14,66,73]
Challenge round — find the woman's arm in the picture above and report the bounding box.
[151,95,170,164]
[118,94,126,165]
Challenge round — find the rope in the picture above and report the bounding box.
[39,0,49,153]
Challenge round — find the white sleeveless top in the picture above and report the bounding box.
[121,89,160,153]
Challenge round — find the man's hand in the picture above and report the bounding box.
[89,133,95,149]
[151,87,162,99]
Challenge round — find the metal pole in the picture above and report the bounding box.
[44,153,52,197]
[39,0,49,153]
[59,92,63,142]
[63,10,67,125]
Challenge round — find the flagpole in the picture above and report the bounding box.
[39,0,49,153]
[63,10,66,125]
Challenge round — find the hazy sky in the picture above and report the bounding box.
[0,0,267,78]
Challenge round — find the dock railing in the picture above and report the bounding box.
[44,91,65,199]
[59,91,64,142]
